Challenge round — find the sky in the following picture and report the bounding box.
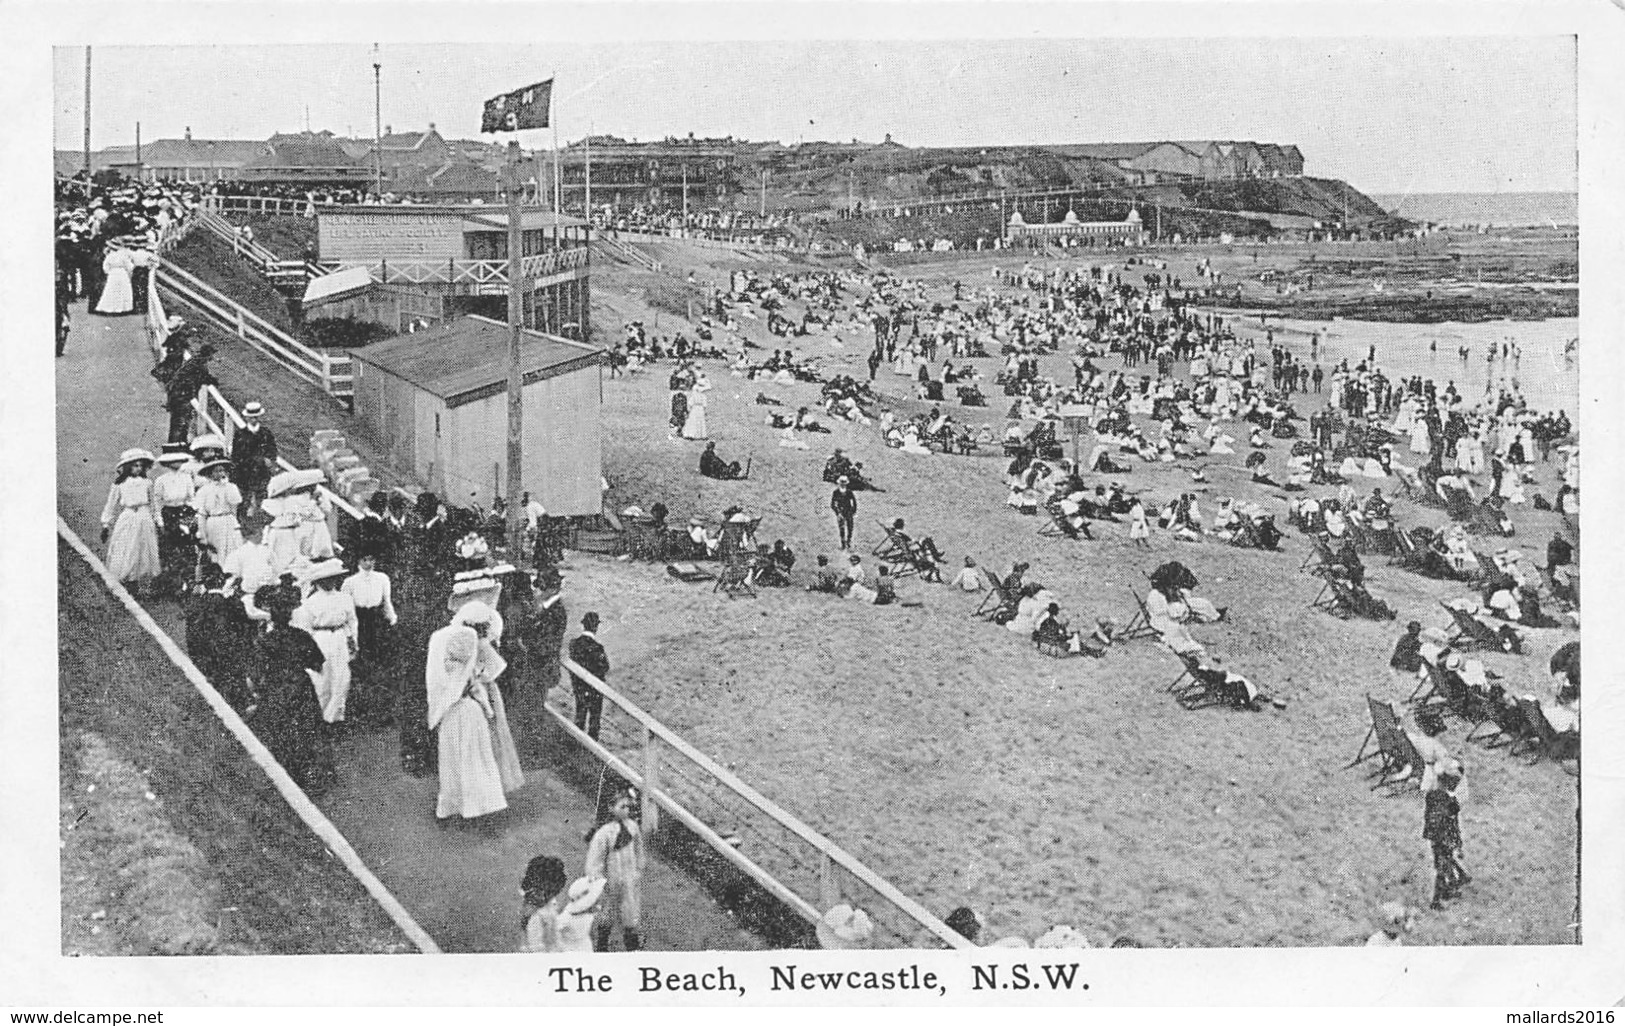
[52,35,1576,195]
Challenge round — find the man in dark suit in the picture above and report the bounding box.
[568,611,609,740]
[230,401,279,515]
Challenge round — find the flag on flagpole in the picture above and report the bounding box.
[481,79,553,133]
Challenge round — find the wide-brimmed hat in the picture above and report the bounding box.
[815,903,874,949]
[189,433,226,454]
[242,401,265,417]
[305,559,348,585]
[198,457,233,476]
[155,449,190,467]
[116,447,155,469]
[562,876,606,916]
[267,467,324,497]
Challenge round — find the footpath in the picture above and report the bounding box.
[55,299,762,953]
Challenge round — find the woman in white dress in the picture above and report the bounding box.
[680,388,709,440]
[426,601,524,822]
[293,560,358,723]
[192,459,244,564]
[94,242,136,316]
[101,448,162,588]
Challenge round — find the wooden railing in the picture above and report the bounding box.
[555,655,973,950]
[155,260,353,398]
[313,246,590,290]
[190,383,362,529]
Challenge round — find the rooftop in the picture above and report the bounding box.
[351,314,603,407]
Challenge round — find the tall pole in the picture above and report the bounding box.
[82,47,91,190]
[584,128,592,218]
[134,121,141,180]
[372,52,383,199]
[760,168,766,218]
[682,162,689,225]
[551,113,561,247]
[504,140,526,557]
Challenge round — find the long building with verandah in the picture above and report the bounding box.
[315,205,592,339]
[1003,208,1150,246]
[348,314,605,513]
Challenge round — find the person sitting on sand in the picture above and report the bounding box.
[949,556,984,592]
[1033,602,1106,658]
[806,555,843,595]
[699,441,747,480]
[686,516,719,559]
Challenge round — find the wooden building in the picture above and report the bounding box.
[349,315,605,513]
[315,205,592,338]
[301,266,447,333]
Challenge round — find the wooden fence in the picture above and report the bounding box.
[556,655,972,950]
[155,260,353,399]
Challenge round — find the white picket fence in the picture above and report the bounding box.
[155,259,353,398]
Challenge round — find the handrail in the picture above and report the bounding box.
[57,517,439,953]
[155,260,352,397]
[192,383,363,521]
[560,655,972,950]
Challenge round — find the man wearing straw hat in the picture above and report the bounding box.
[231,400,279,516]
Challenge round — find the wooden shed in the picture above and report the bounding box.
[349,315,605,514]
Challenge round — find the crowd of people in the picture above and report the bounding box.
[66,156,1579,947]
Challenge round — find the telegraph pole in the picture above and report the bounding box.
[759,168,767,217]
[82,47,91,192]
[372,49,383,199]
[134,121,141,179]
[504,139,527,556]
[584,128,592,218]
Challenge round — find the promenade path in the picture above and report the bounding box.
[56,299,763,953]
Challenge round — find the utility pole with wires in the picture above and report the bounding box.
[82,47,92,193]
[503,139,527,556]
[480,76,554,558]
[372,47,383,200]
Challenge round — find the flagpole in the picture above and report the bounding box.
[585,124,592,221]
[504,137,526,557]
[551,94,561,249]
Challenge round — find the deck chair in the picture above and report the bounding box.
[1439,602,1515,653]
[1510,697,1579,765]
[891,540,946,582]
[1228,517,1271,550]
[1116,588,1162,642]
[1299,535,1337,577]
[713,557,757,599]
[1362,696,1424,794]
[1411,658,1498,735]
[1510,697,1578,764]
[666,562,716,584]
[973,568,1012,619]
[1346,694,1392,770]
[871,522,910,561]
[625,520,661,562]
[1038,501,1092,541]
[1388,523,1419,565]
[1169,656,1256,711]
[1310,576,1356,618]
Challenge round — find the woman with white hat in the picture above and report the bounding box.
[425,600,523,822]
[192,458,244,563]
[93,238,135,316]
[100,449,162,590]
[292,559,358,724]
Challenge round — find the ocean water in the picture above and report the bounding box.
[1232,315,1580,416]
[1370,192,1578,228]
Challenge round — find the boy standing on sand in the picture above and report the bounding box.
[1423,766,1471,910]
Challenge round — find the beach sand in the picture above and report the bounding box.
[558,243,1580,948]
